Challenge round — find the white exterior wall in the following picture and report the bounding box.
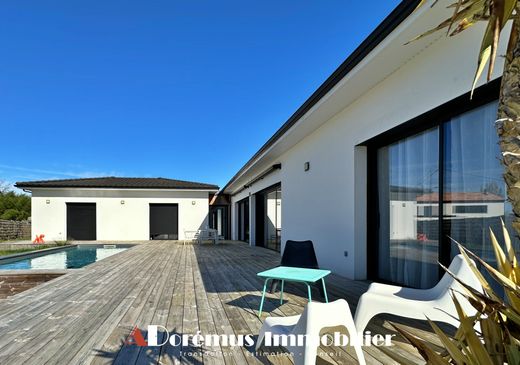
[30,188,211,241]
[228,10,510,279]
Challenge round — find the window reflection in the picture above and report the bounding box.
[377,127,440,288]
[443,102,518,267]
[376,100,520,290]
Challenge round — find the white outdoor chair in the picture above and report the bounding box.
[354,254,483,332]
[256,299,366,365]
[196,229,219,244]
[183,230,199,245]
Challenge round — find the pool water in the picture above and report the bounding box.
[0,244,133,270]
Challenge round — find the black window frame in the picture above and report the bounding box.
[365,79,501,284]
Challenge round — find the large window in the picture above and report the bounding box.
[237,198,249,243]
[372,100,520,288]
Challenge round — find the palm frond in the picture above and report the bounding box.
[414,0,517,96]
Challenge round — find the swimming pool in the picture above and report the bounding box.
[0,244,133,270]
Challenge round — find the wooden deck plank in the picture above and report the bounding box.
[112,244,179,365]
[0,241,438,365]
[73,244,182,365]
[0,245,159,364]
[23,245,163,365]
[157,245,187,365]
[90,246,179,365]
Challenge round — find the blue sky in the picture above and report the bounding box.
[0,0,401,190]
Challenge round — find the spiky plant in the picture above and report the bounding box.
[414,0,520,234]
[388,220,520,364]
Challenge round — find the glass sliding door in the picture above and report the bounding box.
[373,99,520,289]
[255,184,282,252]
[237,198,249,243]
[209,206,229,239]
[443,102,519,265]
[265,187,282,251]
[377,127,440,288]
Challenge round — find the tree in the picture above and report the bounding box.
[480,181,504,196]
[0,181,30,221]
[416,0,520,233]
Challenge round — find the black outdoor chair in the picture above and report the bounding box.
[270,240,326,298]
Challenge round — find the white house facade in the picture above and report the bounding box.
[222,0,518,288]
[15,177,218,241]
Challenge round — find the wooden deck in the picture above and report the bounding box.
[0,242,443,365]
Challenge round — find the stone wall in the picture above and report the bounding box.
[0,220,31,241]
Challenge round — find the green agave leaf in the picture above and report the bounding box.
[500,219,518,268]
[505,331,520,365]
[471,0,517,95]
[407,0,487,44]
[389,322,450,365]
[502,306,520,327]
[427,317,468,363]
[490,227,520,310]
[412,0,516,97]
[502,0,518,25]
[453,239,497,294]
[489,228,511,275]
[439,260,502,304]
[471,15,494,96]
[447,0,475,8]
[481,316,506,364]
[457,242,520,293]
[447,0,464,35]
[452,294,495,364]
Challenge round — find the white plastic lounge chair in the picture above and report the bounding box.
[354,254,482,332]
[256,299,366,365]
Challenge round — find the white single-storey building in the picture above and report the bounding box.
[15,177,219,241]
[222,0,519,288]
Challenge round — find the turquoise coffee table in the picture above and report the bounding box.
[257,266,331,316]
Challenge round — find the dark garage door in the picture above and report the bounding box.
[67,203,96,240]
[150,204,178,240]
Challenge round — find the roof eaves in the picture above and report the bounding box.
[222,0,420,194]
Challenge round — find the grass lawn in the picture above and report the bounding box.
[0,243,69,257]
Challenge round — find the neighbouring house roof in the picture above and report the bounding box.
[416,192,505,203]
[15,177,219,191]
[222,0,421,194]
